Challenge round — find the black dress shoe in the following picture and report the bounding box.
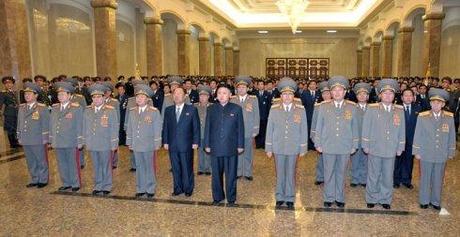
[171,192,182,196]
[314,181,324,185]
[205,172,211,176]
[430,203,441,210]
[146,193,155,199]
[382,204,391,209]
[324,202,333,208]
[227,202,236,207]
[420,204,429,209]
[350,183,358,187]
[112,166,117,170]
[80,165,85,169]
[367,203,375,208]
[212,200,221,206]
[335,201,345,208]
[286,202,294,209]
[245,176,253,181]
[26,183,38,188]
[275,201,284,207]
[393,184,400,188]
[197,171,204,175]
[129,168,136,172]
[185,193,192,197]
[58,186,71,191]
[403,183,414,189]
[360,183,367,187]
[71,187,80,192]
[37,183,48,188]
[92,190,100,196]
[237,176,242,179]
[102,191,111,196]
[135,193,145,198]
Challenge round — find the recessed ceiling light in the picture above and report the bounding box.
[258,30,269,34]
[295,30,302,33]
[326,30,337,33]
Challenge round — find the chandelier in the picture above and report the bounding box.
[275,0,310,34]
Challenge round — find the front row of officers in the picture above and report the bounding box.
[17,76,455,210]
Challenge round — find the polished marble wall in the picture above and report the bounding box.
[440,25,460,78]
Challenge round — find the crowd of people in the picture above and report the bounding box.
[0,73,457,210]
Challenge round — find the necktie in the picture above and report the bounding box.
[311,91,315,98]
[240,98,244,103]
[61,105,64,111]
[176,107,181,122]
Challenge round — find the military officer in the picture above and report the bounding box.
[0,76,20,148]
[50,82,84,192]
[195,85,212,175]
[17,82,50,188]
[413,88,456,210]
[230,76,260,180]
[362,79,406,210]
[83,84,119,196]
[100,81,120,169]
[313,76,359,208]
[161,76,183,115]
[311,81,331,186]
[126,84,162,199]
[350,82,371,187]
[265,77,309,209]
[204,84,245,206]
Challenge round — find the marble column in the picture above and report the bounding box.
[91,0,117,79]
[0,0,32,84]
[356,49,363,77]
[177,29,191,75]
[233,49,240,76]
[198,37,210,75]
[361,46,370,77]
[145,17,163,76]
[397,27,414,77]
[422,13,445,78]
[381,36,394,77]
[370,42,381,77]
[224,46,234,76]
[214,42,223,76]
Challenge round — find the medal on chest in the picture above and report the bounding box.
[31,111,40,120]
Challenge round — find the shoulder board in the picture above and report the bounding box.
[444,111,454,117]
[249,95,256,98]
[295,104,305,109]
[75,94,83,98]
[148,106,158,111]
[273,98,281,102]
[111,98,117,102]
[104,105,114,110]
[1,90,6,93]
[52,103,60,107]
[164,93,171,96]
[193,102,199,106]
[129,107,136,111]
[294,98,301,102]
[368,103,379,108]
[345,100,356,105]
[314,102,320,107]
[419,111,431,117]
[36,103,45,107]
[86,105,93,109]
[230,95,237,99]
[19,103,26,107]
[271,104,281,109]
[394,104,403,110]
[70,103,80,107]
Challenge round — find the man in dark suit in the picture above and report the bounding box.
[417,84,430,111]
[0,76,20,148]
[255,80,271,149]
[184,79,199,104]
[301,80,319,150]
[150,81,164,110]
[204,84,244,206]
[116,82,129,145]
[394,89,421,189]
[163,87,200,197]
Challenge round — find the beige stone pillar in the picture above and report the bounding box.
[356,49,363,77]
[145,17,163,76]
[397,27,414,77]
[91,0,117,79]
[214,42,223,76]
[381,35,394,77]
[370,42,381,77]
[422,13,445,78]
[177,29,191,75]
[224,46,234,76]
[198,37,210,75]
[361,46,370,77]
[0,0,32,84]
[233,49,240,76]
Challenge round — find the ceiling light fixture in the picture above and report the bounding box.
[275,0,310,34]
[326,30,337,33]
[258,30,269,34]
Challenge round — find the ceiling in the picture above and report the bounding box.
[197,0,387,29]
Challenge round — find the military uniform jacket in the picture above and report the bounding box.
[126,106,162,152]
[83,104,119,151]
[123,96,153,131]
[17,103,50,145]
[0,89,19,117]
[355,103,367,148]
[313,100,359,154]
[265,103,309,155]
[50,102,83,148]
[310,102,322,141]
[195,102,210,140]
[230,95,260,138]
[71,94,87,107]
[361,103,406,158]
[105,97,120,120]
[412,110,456,162]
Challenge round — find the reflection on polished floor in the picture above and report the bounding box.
[1,137,459,235]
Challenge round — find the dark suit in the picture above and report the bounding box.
[186,89,199,104]
[369,87,379,103]
[151,89,164,111]
[0,89,19,148]
[416,94,430,111]
[255,90,271,148]
[163,104,200,195]
[116,93,129,145]
[301,90,319,150]
[394,103,421,186]
[204,102,244,203]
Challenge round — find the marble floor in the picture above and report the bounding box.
[1,135,460,236]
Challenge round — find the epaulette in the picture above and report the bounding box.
[419,111,431,117]
[1,90,5,93]
[129,107,136,111]
[368,103,379,107]
[230,95,237,99]
[193,102,199,106]
[249,95,256,98]
[295,104,305,109]
[75,94,83,97]
[271,104,281,109]
[164,93,171,96]
[104,105,115,110]
[273,98,281,102]
[444,111,454,117]
[86,105,93,109]
[52,103,60,107]
[148,106,158,111]
[70,102,80,107]
[314,101,327,107]
[394,104,403,110]
[345,100,356,105]
[36,103,45,107]
[294,98,301,102]
[19,103,26,107]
